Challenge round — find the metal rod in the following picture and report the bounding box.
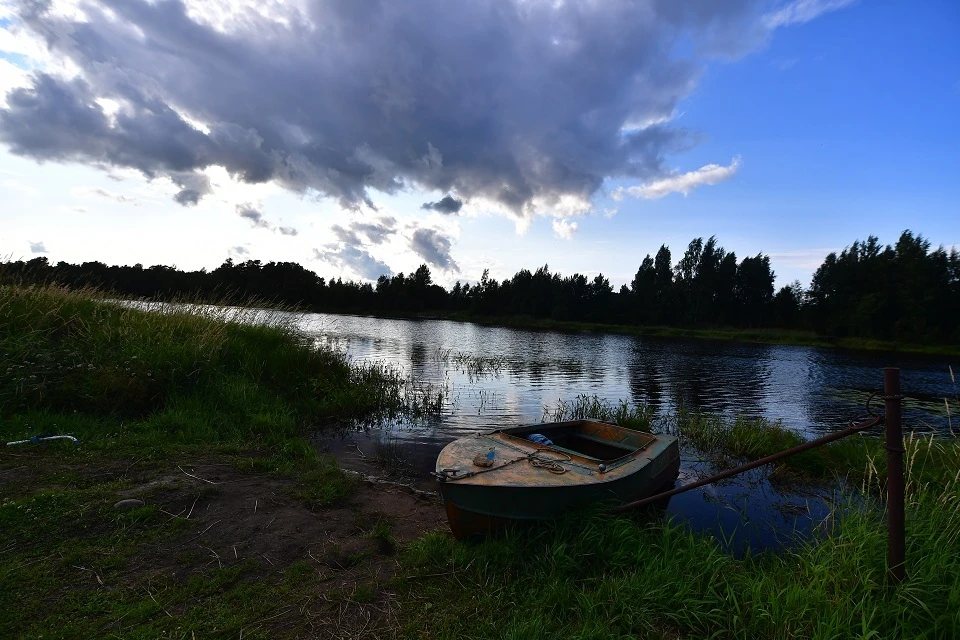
[884,367,905,584]
[610,413,884,513]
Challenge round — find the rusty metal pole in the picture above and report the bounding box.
[884,367,905,584]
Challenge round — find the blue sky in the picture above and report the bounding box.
[1,0,957,289]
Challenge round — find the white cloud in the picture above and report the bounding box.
[29,240,46,253]
[2,177,38,195]
[763,0,857,29]
[618,157,742,200]
[0,59,30,102]
[552,218,578,240]
[767,248,841,270]
[72,186,138,204]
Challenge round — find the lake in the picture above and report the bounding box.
[260,310,953,552]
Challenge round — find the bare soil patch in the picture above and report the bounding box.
[1,451,447,638]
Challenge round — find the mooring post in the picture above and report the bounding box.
[884,367,905,584]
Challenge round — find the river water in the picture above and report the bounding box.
[293,313,957,553]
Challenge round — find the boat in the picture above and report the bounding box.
[434,419,680,539]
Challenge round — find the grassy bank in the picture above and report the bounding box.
[0,284,434,638]
[397,431,960,639]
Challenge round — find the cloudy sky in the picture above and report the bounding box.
[2,0,957,288]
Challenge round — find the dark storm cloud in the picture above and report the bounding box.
[410,228,458,272]
[313,246,393,281]
[421,195,464,215]
[236,203,269,228]
[235,203,298,235]
[1,0,766,212]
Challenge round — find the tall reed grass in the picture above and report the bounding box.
[0,284,433,448]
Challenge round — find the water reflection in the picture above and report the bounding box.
[296,312,955,434]
[298,312,954,550]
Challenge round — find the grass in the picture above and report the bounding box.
[0,284,435,445]
[397,433,960,639]
[0,283,437,638]
[544,393,656,433]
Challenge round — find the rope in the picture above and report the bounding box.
[437,448,571,481]
[6,434,80,447]
[530,456,567,474]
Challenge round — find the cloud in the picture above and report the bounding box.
[313,246,392,280]
[763,0,856,29]
[410,228,458,272]
[1,177,39,195]
[235,203,298,235]
[767,248,841,270]
[551,219,578,240]
[29,241,46,253]
[617,157,741,199]
[73,186,137,204]
[332,217,397,246]
[421,195,463,215]
[229,245,249,257]
[171,172,212,206]
[236,203,269,228]
[0,0,775,215]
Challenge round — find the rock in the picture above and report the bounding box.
[114,498,145,510]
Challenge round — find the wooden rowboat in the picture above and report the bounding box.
[435,419,680,539]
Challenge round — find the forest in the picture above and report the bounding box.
[4,230,958,345]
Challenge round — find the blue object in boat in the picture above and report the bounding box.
[527,433,553,446]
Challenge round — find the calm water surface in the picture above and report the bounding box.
[298,313,955,553]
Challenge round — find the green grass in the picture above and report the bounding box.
[397,434,960,639]
[0,284,435,637]
[544,393,656,432]
[0,284,431,449]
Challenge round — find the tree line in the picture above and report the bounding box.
[4,230,958,344]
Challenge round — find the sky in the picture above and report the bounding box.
[1,0,958,290]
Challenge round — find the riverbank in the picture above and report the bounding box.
[0,283,442,637]
[2,285,958,638]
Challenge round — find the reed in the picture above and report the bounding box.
[544,393,655,432]
[0,284,436,448]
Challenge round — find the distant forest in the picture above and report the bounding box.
[4,230,959,345]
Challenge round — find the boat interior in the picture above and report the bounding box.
[501,420,654,462]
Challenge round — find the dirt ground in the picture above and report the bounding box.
[0,450,449,639]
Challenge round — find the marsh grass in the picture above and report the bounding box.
[544,393,655,432]
[0,284,439,449]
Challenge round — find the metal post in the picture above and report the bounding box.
[884,367,905,584]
